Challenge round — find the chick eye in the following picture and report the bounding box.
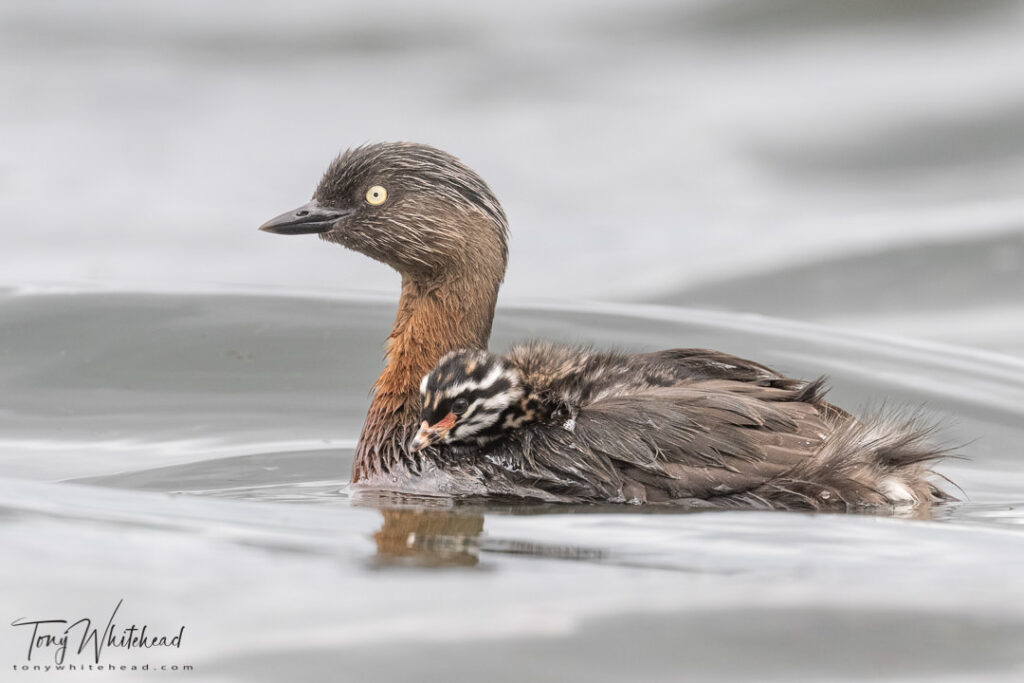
[365,185,388,206]
[451,398,469,415]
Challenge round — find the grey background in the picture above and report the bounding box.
[3,0,1022,353]
[3,4,1024,682]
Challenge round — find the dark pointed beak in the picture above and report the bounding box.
[259,200,353,235]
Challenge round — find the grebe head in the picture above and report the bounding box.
[259,142,508,277]
[410,349,530,452]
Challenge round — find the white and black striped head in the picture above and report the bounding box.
[259,142,508,278]
[411,349,534,452]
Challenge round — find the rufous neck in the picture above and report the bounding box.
[352,266,501,481]
[380,272,498,401]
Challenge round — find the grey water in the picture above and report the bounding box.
[2,291,1024,682]
[3,0,1024,681]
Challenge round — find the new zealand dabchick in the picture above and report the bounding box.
[411,345,951,507]
[260,142,954,510]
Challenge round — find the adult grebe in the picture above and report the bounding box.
[260,142,952,509]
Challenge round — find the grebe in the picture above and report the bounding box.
[260,142,952,509]
[412,346,949,508]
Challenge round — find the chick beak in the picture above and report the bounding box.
[259,199,353,235]
[409,414,457,453]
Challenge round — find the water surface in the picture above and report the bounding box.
[3,0,1024,679]
[2,290,1023,681]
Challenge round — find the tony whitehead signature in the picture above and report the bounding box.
[10,600,184,665]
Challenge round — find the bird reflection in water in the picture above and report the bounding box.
[367,500,938,570]
[373,508,485,568]
[369,505,606,569]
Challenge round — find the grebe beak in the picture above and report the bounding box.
[409,414,456,453]
[259,199,353,235]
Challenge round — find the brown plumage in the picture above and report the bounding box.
[413,345,950,509]
[261,143,507,485]
[260,141,954,510]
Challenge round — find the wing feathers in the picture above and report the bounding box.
[486,376,950,509]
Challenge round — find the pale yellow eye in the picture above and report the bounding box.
[365,185,387,206]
